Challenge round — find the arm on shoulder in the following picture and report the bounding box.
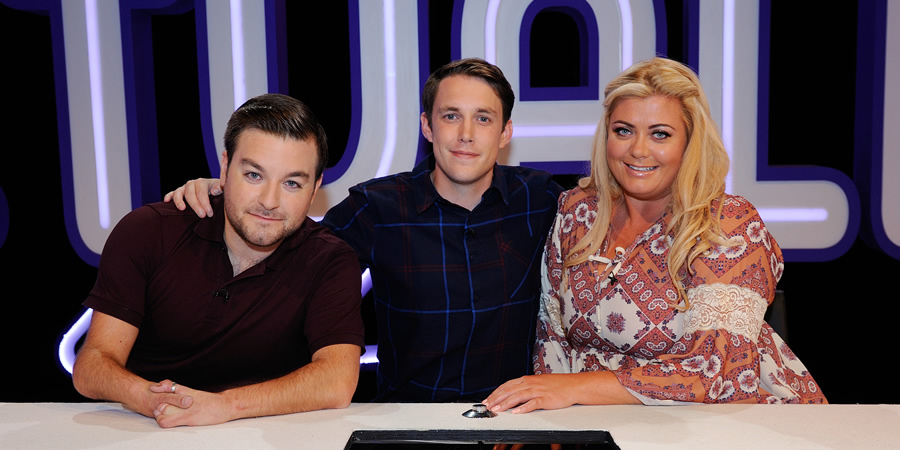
[163,178,222,218]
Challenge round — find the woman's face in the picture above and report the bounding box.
[606,95,687,205]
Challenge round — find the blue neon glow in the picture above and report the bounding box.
[85,0,110,229]
[515,124,596,137]
[485,0,501,63]
[618,0,633,69]
[376,0,398,178]
[230,0,246,108]
[722,0,735,193]
[758,208,829,222]
[59,309,93,374]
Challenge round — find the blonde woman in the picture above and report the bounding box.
[484,57,826,413]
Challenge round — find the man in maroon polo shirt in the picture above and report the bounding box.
[72,94,365,428]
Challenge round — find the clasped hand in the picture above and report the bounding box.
[145,379,233,428]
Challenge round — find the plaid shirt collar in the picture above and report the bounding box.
[411,153,511,214]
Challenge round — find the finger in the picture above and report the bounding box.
[510,398,541,414]
[483,380,519,408]
[176,394,194,408]
[184,180,215,217]
[149,379,176,393]
[493,386,539,413]
[154,403,190,428]
[168,185,190,213]
[484,385,519,411]
[210,179,224,196]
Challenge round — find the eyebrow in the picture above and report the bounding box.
[439,105,498,116]
[611,119,675,130]
[240,158,311,180]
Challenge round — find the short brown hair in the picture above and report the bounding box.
[421,58,515,125]
[224,94,329,180]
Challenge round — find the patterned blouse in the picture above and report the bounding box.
[534,187,827,404]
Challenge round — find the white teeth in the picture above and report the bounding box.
[626,164,656,172]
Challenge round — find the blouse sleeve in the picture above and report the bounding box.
[533,192,574,374]
[614,196,826,404]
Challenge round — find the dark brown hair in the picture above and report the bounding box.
[421,58,515,125]
[224,93,328,180]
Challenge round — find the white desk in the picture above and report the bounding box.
[2,402,898,449]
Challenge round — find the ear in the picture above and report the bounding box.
[498,119,513,149]
[310,176,323,202]
[420,112,434,142]
[219,151,229,181]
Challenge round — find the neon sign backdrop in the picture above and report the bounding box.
[0,0,894,374]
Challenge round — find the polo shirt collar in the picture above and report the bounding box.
[194,195,313,273]
[411,153,510,214]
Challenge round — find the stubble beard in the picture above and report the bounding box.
[224,200,300,249]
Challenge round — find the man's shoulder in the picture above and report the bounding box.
[338,169,426,212]
[498,165,562,191]
[284,218,358,266]
[114,201,201,232]
[352,169,421,192]
[301,219,357,252]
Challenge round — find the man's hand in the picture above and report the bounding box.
[146,379,195,420]
[163,178,222,218]
[150,382,234,428]
[72,312,195,420]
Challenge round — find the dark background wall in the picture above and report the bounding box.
[1,0,897,405]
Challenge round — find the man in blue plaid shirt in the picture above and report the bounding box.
[168,59,563,402]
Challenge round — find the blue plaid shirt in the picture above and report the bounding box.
[322,155,562,402]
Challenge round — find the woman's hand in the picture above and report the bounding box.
[483,371,640,414]
[483,374,582,414]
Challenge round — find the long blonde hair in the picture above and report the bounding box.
[565,57,731,307]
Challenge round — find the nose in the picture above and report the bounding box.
[458,119,474,144]
[258,181,280,211]
[629,135,651,158]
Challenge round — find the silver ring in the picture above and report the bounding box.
[171,383,177,393]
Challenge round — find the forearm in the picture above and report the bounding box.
[570,371,641,405]
[220,344,360,421]
[484,371,640,413]
[72,347,156,416]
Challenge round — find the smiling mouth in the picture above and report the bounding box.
[626,163,658,172]
[249,211,283,221]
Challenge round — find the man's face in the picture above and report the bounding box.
[220,129,321,253]
[421,75,512,197]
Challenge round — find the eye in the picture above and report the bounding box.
[245,172,262,181]
[443,113,458,120]
[476,116,490,123]
[612,126,632,137]
[284,180,302,190]
[652,130,671,139]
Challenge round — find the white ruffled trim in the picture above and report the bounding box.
[684,283,768,340]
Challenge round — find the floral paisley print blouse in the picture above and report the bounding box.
[534,187,827,404]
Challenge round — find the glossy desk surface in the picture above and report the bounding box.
[2,402,898,449]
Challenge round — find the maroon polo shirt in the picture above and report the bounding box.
[84,196,364,392]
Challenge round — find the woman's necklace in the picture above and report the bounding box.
[588,244,626,287]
